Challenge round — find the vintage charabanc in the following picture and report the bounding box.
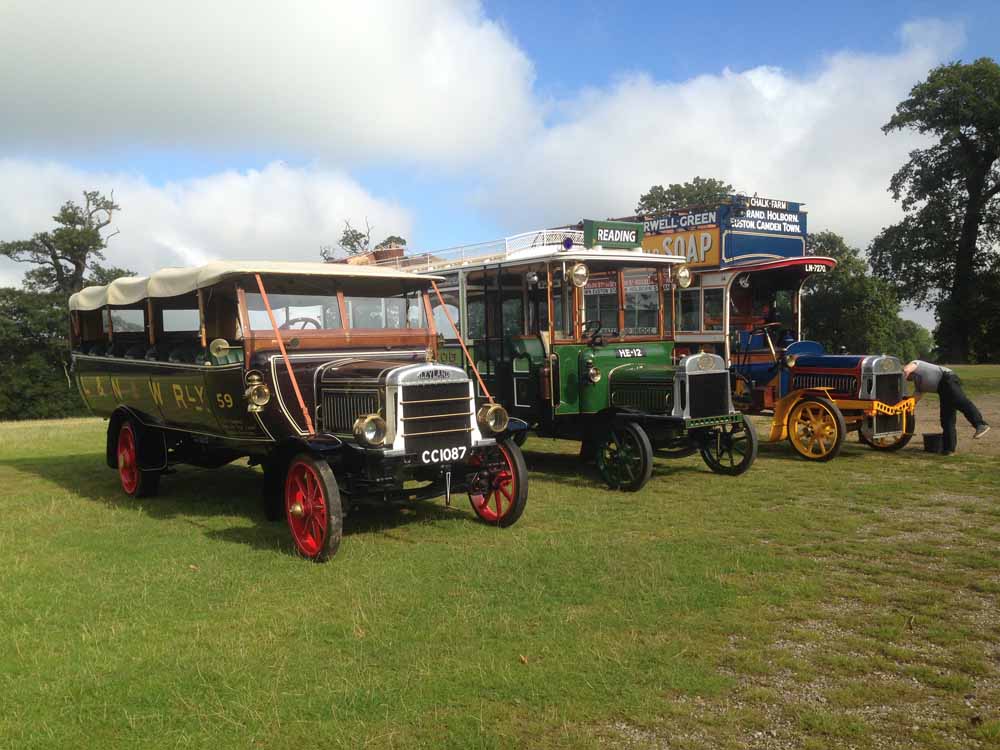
[68,261,528,561]
[630,195,916,461]
[373,220,758,491]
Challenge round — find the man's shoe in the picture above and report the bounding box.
[974,424,991,439]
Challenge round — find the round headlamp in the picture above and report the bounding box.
[586,365,602,383]
[353,414,387,447]
[570,262,590,288]
[477,404,509,434]
[785,354,798,368]
[675,265,692,289]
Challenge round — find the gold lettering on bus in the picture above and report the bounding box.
[111,377,123,402]
[150,381,164,407]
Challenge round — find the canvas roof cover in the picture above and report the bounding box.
[69,260,441,310]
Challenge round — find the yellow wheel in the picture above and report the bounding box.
[787,396,845,461]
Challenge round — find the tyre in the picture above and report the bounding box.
[468,439,528,528]
[859,414,914,451]
[115,420,160,498]
[284,454,343,562]
[595,422,653,492]
[699,416,758,475]
[786,396,846,461]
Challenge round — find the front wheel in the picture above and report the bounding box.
[596,422,653,492]
[468,439,528,527]
[699,417,758,475]
[115,420,160,498]
[859,414,914,451]
[786,396,846,461]
[284,454,343,562]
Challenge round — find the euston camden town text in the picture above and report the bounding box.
[730,209,802,234]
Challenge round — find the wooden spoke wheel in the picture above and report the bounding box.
[699,416,758,476]
[284,454,343,562]
[468,439,528,528]
[115,420,160,498]
[596,422,653,492]
[786,396,846,461]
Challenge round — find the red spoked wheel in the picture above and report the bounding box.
[284,454,342,562]
[468,439,528,528]
[115,420,159,498]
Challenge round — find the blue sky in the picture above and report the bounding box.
[1,0,998,329]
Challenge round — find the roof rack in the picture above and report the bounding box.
[372,228,586,273]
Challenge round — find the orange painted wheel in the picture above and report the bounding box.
[786,396,845,461]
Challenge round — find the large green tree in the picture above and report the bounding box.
[869,58,1000,362]
[635,177,733,214]
[0,288,86,420]
[0,190,127,294]
[803,232,902,354]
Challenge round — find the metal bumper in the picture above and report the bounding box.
[612,411,743,430]
[835,396,916,416]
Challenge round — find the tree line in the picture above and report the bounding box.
[0,58,996,420]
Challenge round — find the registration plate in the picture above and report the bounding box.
[420,446,468,464]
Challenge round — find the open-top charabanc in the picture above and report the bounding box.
[68,261,528,561]
[373,220,758,491]
[631,195,916,461]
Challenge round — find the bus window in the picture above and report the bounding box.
[676,289,701,332]
[623,269,658,336]
[703,288,724,332]
[584,271,618,336]
[430,282,461,339]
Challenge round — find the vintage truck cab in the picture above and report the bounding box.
[69,261,527,561]
[630,196,915,460]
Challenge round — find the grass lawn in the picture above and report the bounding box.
[1,367,998,749]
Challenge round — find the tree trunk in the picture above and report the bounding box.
[949,171,987,363]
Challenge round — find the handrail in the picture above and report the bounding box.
[429,280,494,404]
[254,273,316,434]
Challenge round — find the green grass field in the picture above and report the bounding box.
[1,365,998,749]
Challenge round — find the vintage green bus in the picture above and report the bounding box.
[378,223,758,491]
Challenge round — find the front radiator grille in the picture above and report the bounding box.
[875,373,902,404]
[400,382,472,454]
[611,386,672,414]
[688,372,730,419]
[321,390,379,434]
[791,373,858,395]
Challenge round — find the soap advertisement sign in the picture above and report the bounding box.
[641,209,720,267]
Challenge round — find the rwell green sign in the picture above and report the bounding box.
[583,220,644,249]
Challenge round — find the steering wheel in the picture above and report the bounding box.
[582,319,604,346]
[280,316,322,330]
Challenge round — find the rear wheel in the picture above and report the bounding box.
[787,396,845,461]
[284,454,342,562]
[596,422,653,492]
[700,416,758,475]
[115,420,160,498]
[468,439,528,527]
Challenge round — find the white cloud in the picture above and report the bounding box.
[0,0,536,166]
[478,19,965,250]
[0,159,412,283]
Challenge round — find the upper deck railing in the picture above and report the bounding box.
[370,228,585,273]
